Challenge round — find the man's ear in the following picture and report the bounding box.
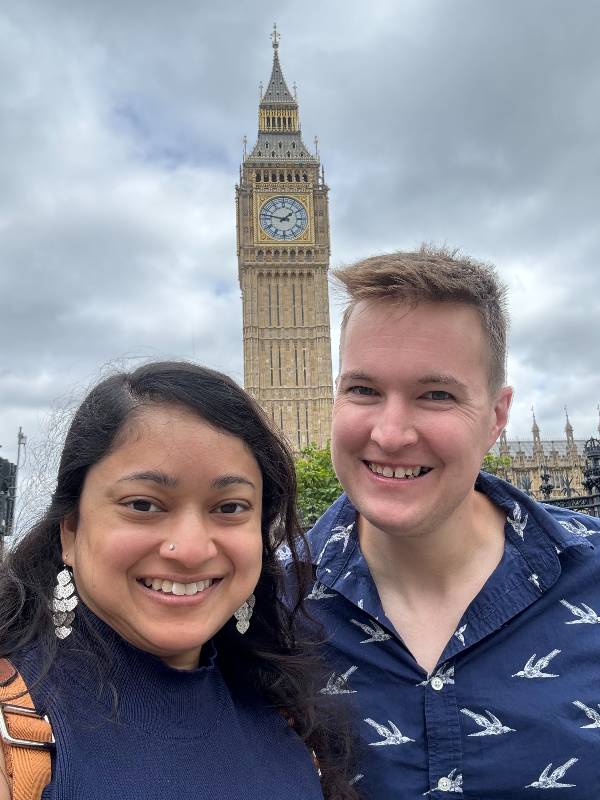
[488,386,513,449]
[59,514,77,568]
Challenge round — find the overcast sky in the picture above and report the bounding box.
[1,0,599,470]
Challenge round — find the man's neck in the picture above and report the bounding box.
[358,490,506,673]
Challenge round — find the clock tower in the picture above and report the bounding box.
[236,25,334,451]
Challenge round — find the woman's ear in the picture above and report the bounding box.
[59,515,77,567]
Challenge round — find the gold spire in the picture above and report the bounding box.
[270,22,280,49]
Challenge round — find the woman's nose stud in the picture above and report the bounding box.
[169,544,175,551]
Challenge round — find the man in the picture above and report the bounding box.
[302,246,600,798]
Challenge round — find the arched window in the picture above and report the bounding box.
[266,118,270,128]
[279,171,284,182]
[278,141,283,149]
[302,173,308,182]
[300,151,304,157]
[286,151,291,158]
[257,250,264,261]
[277,117,281,128]
[306,251,312,262]
[271,150,276,158]
[265,141,269,149]
[288,117,292,128]
[257,150,262,157]
[264,171,269,182]
[255,171,261,181]
[287,172,292,181]
[274,250,280,261]
[292,141,296,149]
[295,172,300,182]
[271,171,277,182]
[290,251,296,262]
[272,117,276,128]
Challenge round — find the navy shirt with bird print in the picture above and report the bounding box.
[284,472,600,798]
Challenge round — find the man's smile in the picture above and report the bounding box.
[366,462,433,479]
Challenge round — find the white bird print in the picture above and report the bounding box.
[275,544,292,562]
[316,523,355,565]
[508,502,528,539]
[417,663,455,687]
[460,708,515,736]
[559,519,596,537]
[349,774,363,786]
[526,758,578,789]
[423,769,463,795]
[512,649,561,678]
[560,599,600,624]
[573,700,600,728]
[320,666,358,695]
[364,717,414,746]
[357,599,364,609]
[454,624,467,646]
[528,573,541,591]
[350,619,392,643]
[306,580,336,600]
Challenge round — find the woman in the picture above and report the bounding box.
[0,361,359,800]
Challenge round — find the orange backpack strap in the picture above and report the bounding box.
[0,657,54,800]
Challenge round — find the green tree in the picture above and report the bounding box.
[481,452,512,475]
[295,439,342,525]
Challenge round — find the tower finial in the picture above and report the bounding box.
[271,23,280,49]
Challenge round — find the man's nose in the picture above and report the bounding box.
[159,509,218,567]
[370,397,419,452]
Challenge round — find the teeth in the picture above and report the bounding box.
[142,578,214,595]
[369,463,430,480]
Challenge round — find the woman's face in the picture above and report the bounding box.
[60,405,264,670]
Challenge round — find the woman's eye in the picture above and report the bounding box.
[127,499,161,513]
[216,502,249,515]
[424,390,453,401]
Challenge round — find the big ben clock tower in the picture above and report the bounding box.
[236,25,334,451]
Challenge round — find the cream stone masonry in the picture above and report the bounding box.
[236,25,333,452]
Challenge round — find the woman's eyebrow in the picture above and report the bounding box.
[212,474,255,490]
[116,470,180,488]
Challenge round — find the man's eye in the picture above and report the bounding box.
[127,500,161,513]
[423,391,453,401]
[216,502,249,515]
[349,386,377,396]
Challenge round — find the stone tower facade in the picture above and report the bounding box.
[235,26,334,451]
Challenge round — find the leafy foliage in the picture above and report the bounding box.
[295,440,342,526]
[481,452,512,475]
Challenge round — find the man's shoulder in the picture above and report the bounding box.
[477,471,600,550]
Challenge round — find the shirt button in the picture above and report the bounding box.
[437,777,452,791]
[431,676,444,691]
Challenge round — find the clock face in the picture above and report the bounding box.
[259,196,308,240]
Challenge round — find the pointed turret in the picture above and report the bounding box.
[532,408,543,458]
[499,428,510,457]
[245,24,318,166]
[565,407,577,458]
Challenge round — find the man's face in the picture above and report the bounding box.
[331,300,512,538]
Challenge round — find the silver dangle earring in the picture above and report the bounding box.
[234,593,255,634]
[51,565,79,639]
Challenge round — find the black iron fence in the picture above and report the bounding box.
[0,457,16,536]
[539,438,600,518]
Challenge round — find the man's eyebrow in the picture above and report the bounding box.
[338,370,376,383]
[417,374,469,392]
[212,474,256,490]
[117,470,180,488]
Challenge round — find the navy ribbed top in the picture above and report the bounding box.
[12,610,324,799]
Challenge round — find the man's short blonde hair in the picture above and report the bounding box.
[333,244,509,395]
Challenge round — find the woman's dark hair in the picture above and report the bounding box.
[0,361,360,800]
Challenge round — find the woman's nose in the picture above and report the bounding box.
[159,510,218,566]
